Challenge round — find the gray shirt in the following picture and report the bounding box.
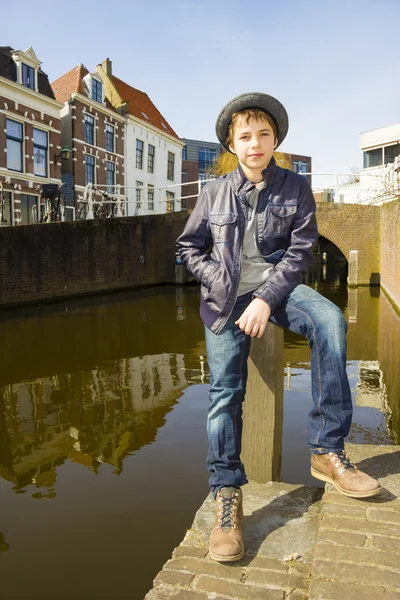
[237,182,274,296]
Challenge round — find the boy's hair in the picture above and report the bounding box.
[227,108,277,148]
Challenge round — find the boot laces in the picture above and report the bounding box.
[217,490,239,529]
[329,450,357,473]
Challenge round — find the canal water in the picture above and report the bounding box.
[0,268,399,599]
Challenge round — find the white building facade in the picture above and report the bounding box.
[336,124,400,205]
[96,59,184,216]
[124,116,184,216]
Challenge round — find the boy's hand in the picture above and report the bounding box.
[235,298,271,338]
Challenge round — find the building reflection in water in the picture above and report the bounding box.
[0,279,399,503]
[0,352,208,497]
[0,285,210,499]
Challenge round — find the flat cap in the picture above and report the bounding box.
[215,92,289,152]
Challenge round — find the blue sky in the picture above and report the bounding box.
[4,0,399,187]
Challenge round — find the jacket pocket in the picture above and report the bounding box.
[202,258,221,290]
[209,213,237,244]
[266,204,297,237]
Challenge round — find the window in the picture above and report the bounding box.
[182,170,188,183]
[166,191,175,213]
[84,114,95,146]
[20,194,39,224]
[384,143,400,165]
[136,139,144,169]
[293,160,308,175]
[148,144,155,173]
[92,78,103,103]
[199,172,215,188]
[136,181,143,209]
[0,191,13,226]
[33,129,48,178]
[148,184,154,211]
[106,161,116,194]
[182,146,187,160]
[22,63,35,90]
[363,148,383,169]
[85,155,95,185]
[198,147,217,170]
[167,151,175,181]
[6,119,23,172]
[105,124,115,153]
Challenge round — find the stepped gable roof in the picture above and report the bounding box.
[112,75,179,140]
[51,64,89,103]
[0,46,55,99]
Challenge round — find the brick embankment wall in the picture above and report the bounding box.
[0,212,189,307]
[380,199,400,310]
[316,202,381,285]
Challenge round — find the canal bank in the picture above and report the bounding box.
[146,444,400,600]
[0,199,399,316]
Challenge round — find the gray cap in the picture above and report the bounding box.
[215,92,289,152]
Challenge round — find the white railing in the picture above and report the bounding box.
[77,178,217,219]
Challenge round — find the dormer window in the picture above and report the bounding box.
[22,63,35,89]
[92,78,103,103]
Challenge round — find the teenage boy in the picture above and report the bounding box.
[176,93,381,563]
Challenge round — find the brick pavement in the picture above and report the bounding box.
[145,445,400,600]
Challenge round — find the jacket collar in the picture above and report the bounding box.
[229,156,278,199]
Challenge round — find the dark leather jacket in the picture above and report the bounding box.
[176,157,318,334]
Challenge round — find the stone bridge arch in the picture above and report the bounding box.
[315,202,381,285]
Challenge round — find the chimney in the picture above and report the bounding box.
[102,58,112,77]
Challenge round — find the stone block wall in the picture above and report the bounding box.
[0,201,399,310]
[0,212,189,307]
[380,199,400,309]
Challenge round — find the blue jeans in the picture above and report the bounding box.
[205,284,352,496]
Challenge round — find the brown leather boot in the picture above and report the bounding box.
[209,487,244,562]
[311,451,381,498]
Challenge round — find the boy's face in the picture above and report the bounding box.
[229,116,277,178]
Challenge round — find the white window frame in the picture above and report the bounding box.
[105,123,116,153]
[6,118,25,173]
[91,77,104,103]
[19,193,41,225]
[0,190,14,226]
[33,127,49,178]
[136,180,144,209]
[84,113,96,147]
[106,160,116,193]
[85,154,96,186]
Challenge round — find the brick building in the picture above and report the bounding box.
[181,138,223,208]
[0,46,63,225]
[180,137,312,209]
[96,59,184,216]
[288,153,312,185]
[51,63,126,217]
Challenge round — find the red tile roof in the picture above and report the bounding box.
[112,75,180,140]
[51,64,89,104]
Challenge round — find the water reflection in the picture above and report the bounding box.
[0,352,207,496]
[0,273,400,599]
[0,287,208,501]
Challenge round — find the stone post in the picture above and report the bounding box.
[241,322,284,483]
[348,250,358,287]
